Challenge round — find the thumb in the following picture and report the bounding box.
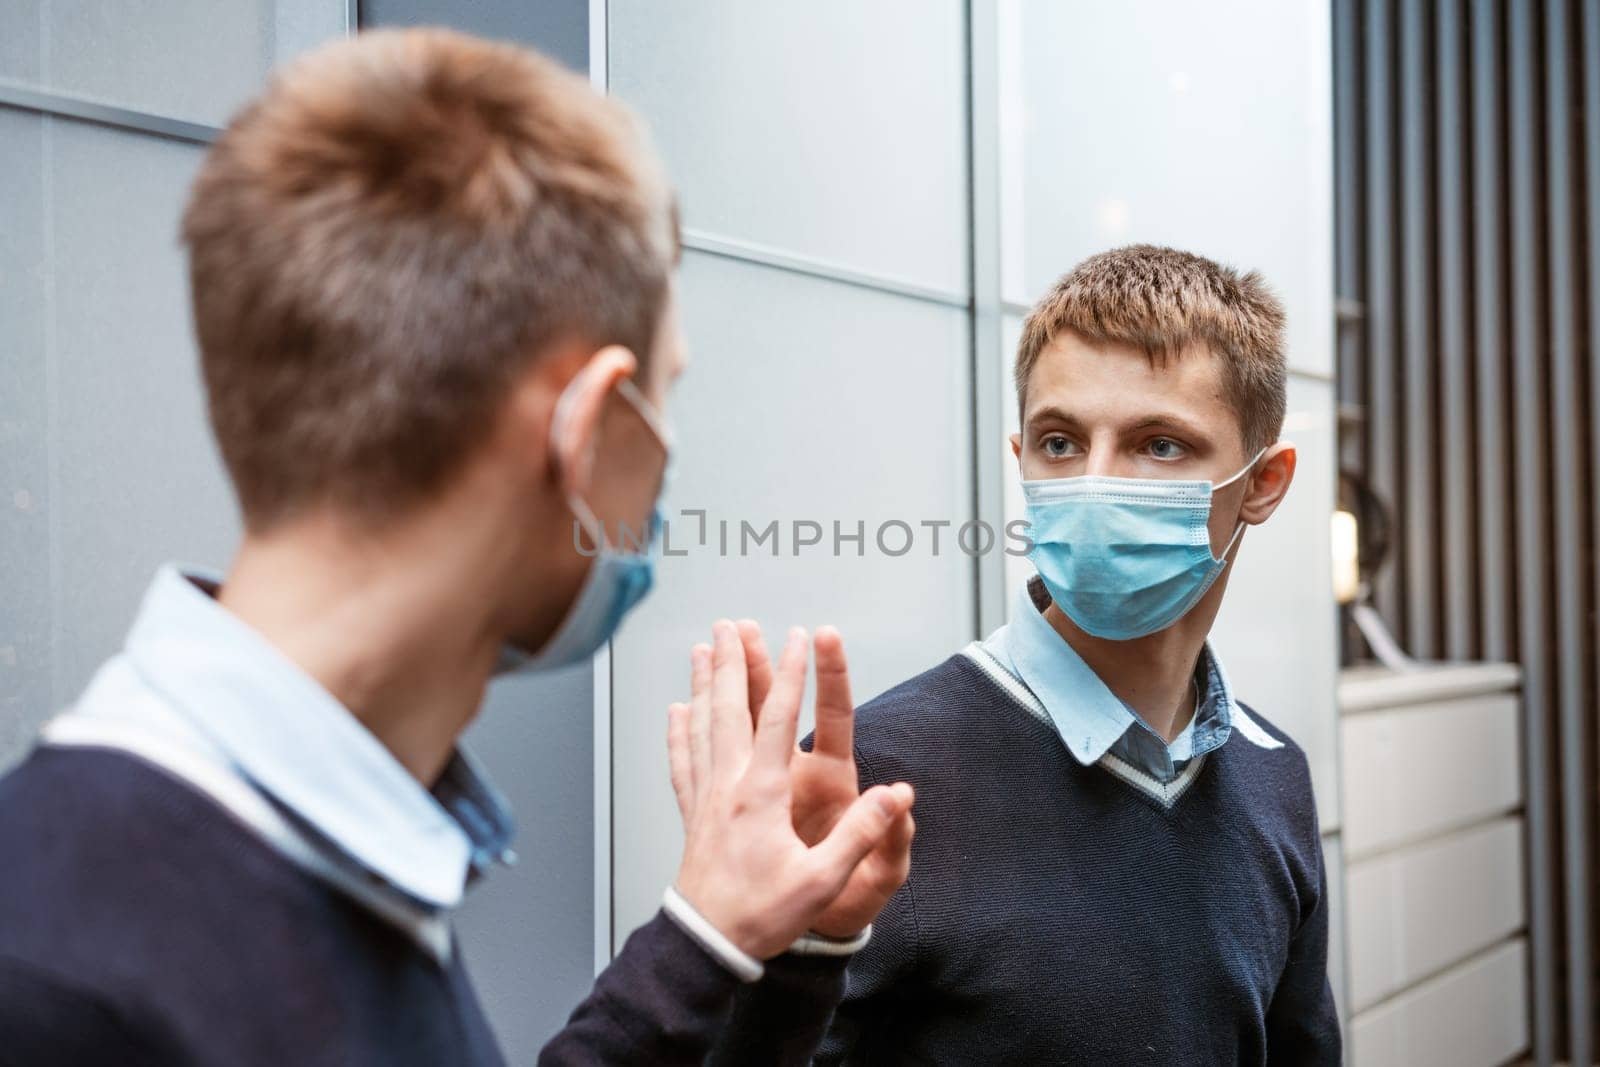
[806,783,914,898]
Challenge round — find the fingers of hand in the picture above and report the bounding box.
[737,619,773,721]
[882,806,916,881]
[752,627,808,777]
[805,782,915,902]
[811,625,856,760]
[667,702,694,822]
[709,619,754,774]
[689,643,714,805]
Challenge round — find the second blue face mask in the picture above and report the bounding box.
[1022,449,1266,641]
[496,378,673,677]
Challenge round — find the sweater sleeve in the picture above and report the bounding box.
[1264,787,1343,1064]
[706,951,852,1067]
[0,956,166,1067]
[537,910,742,1066]
[705,739,923,1066]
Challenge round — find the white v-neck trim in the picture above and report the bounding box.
[962,642,1210,808]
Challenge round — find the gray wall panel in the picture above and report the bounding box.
[359,0,587,72]
[47,121,238,698]
[608,0,970,296]
[0,1,344,127]
[0,108,50,764]
[456,663,595,1058]
[610,250,976,943]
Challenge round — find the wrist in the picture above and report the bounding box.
[661,885,764,983]
[788,925,871,957]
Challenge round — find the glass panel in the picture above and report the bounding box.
[611,251,976,940]
[608,0,970,296]
[0,109,49,766]
[1017,0,1334,375]
[360,0,588,73]
[1000,313,1028,606]
[0,1,346,127]
[1211,374,1340,824]
[458,662,595,1056]
[47,120,239,695]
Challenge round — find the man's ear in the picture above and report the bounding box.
[548,345,638,498]
[1009,432,1023,460]
[1239,442,1296,525]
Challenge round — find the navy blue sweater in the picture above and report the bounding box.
[721,653,1341,1066]
[0,746,846,1066]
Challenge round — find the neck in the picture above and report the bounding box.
[217,481,531,784]
[1043,586,1224,742]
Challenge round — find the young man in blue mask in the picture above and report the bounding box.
[720,245,1340,1064]
[0,30,914,1065]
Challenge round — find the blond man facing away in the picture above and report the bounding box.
[0,31,913,1066]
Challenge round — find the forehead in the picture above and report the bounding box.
[1023,330,1230,429]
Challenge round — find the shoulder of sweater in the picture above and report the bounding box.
[0,954,167,1066]
[846,654,1025,779]
[1233,700,1313,773]
[1234,700,1296,746]
[0,743,220,840]
[851,654,984,733]
[0,747,327,932]
[1227,702,1325,837]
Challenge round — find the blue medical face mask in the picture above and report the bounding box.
[1022,447,1268,642]
[496,378,673,676]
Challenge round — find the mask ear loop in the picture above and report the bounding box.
[550,365,617,555]
[1212,444,1272,561]
[615,376,676,453]
[1212,445,1272,493]
[552,370,674,556]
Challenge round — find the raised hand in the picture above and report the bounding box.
[666,620,915,959]
[735,620,914,939]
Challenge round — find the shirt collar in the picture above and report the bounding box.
[110,566,514,911]
[988,578,1249,767]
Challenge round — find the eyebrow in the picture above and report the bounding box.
[1125,413,1212,440]
[1023,405,1212,441]
[1023,405,1082,432]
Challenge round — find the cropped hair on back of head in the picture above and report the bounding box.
[182,28,677,530]
[1015,244,1288,454]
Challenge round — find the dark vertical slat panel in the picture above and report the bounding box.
[1399,0,1437,659]
[1335,0,1365,471]
[1583,14,1600,1034]
[1509,1,1560,1062]
[1364,0,1403,632]
[1583,7,1600,924]
[1544,1,1594,1060]
[1472,0,1510,662]
[1436,0,1476,660]
[1471,0,1513,664]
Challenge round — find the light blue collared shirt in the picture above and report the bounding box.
[978,578,1281,785]
[49,566,515,915]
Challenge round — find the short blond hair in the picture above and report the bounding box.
[182,28,676,528]
[1016,245,1287,453]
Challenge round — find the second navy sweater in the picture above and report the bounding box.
[718,651,1341,1066]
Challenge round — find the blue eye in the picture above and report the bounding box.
[1148,437,1185,460]
[1042,435,1074,458]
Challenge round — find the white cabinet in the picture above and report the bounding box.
[1340,664,1527,1066]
